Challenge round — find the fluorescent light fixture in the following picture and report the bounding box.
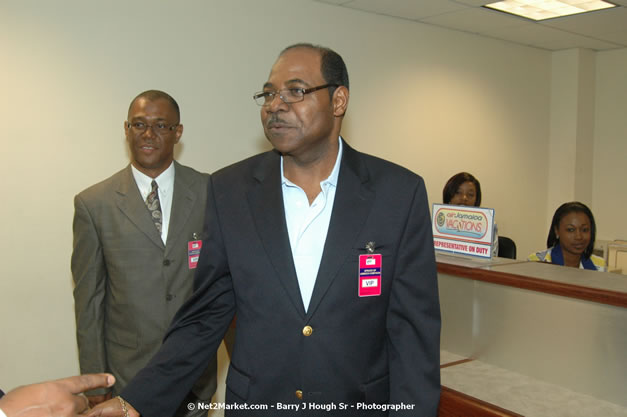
[484,0,617,21]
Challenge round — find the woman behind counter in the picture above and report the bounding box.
[529,202,606,271]
[443,172,481,207]
[443,172,501,257]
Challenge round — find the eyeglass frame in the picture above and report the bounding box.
[126,121,180,135]
[252,84,339,106]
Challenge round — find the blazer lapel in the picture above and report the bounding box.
[306,142,375,318]
[247,151,306,318]
[115,165,165,250]
[165,162,198,256]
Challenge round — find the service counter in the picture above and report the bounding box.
[436,253,627,417]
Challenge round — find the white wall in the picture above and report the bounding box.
[0,0,620,392]
[545,47,627,247]
[593,48,627,243]
[548,49,596,223]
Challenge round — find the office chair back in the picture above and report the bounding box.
[498,236,517,259]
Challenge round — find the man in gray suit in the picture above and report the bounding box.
[71,90,216,416]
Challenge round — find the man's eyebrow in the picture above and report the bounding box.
[130,116,168,122]
[262,78,310,90]
[285,78,309,87]
[287,78,307,84]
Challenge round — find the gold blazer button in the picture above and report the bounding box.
[302,326,313,337]
[295,390,303,400]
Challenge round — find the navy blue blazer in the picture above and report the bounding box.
[122,141,441,416]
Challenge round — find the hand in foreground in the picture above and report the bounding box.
[87,393,113,408]
[0,373,115,417]
[87,397,140,417]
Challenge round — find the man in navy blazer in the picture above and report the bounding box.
[93,43,440,417]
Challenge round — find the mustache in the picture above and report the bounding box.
[266,115,289,127]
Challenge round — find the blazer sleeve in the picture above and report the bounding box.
[386,177,441,416]
[120,178,236,417]
[71,194,109,395]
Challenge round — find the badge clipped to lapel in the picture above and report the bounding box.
[359,241,382,297]
[188,235,202,269]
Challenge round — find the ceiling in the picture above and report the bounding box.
[313,0,627,51]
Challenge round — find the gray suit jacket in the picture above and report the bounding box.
[72,161,216,399]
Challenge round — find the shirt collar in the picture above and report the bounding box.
[281,136,343,188]
[131,161,175,194]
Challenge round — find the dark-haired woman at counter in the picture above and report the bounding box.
[443,172,481,207]
[528,202,606,271]
[443,172,500,257]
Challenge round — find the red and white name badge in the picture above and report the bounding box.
[188,240,202,269]
[358,254,382,297]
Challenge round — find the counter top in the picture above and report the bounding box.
[436,252,521,268]
[436,252,627,307]
[488,260,627,293]
[440,354,627,417]
[440,350,467,366]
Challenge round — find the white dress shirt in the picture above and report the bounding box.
[282,138,343,312]
[131,162,175,244]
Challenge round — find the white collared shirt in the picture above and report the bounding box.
[131,162,175,244]
[282,138,343,312]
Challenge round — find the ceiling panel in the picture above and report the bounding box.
[490,23,623,49]
[344,0,468,20]
[312,0,627,50]
[314,0,352,4]
[421,7,529,33]
[541,7,627,44]
[315,0,352,4]
[452,0,498,6]
[536,37,621,50]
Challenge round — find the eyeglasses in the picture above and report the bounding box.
[253,84,338,106]
[127,121,179,134]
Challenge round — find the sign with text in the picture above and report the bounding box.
[432,204,495,258]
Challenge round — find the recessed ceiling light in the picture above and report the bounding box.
[483,0,617,21]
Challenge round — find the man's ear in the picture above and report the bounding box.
[332,86,349,117]
[174,123,184,144]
